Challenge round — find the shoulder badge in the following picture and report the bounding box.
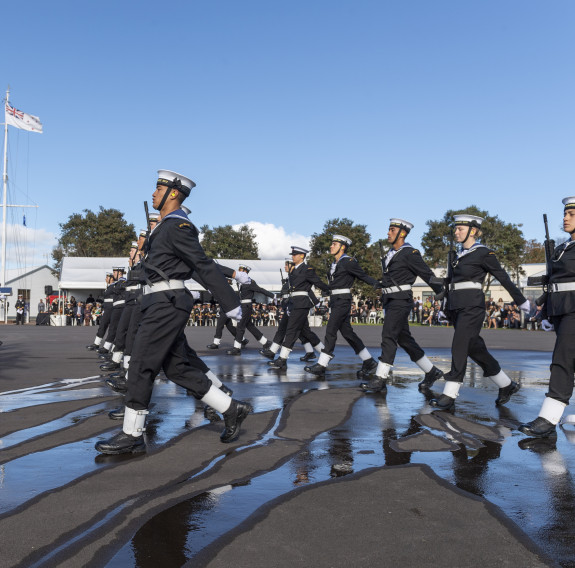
[178,222,191,229]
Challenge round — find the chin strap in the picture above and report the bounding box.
[155,179,183,212]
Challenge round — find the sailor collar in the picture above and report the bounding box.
[457,242,487,259]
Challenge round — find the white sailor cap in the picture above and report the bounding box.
[284,257,295,264]
[332,234,352,246]
[181,205,192,215]
[112,266,126,272]
[562,196,575,210]
[453,214,484,227]
[157,170,196,197]
[139,229,148,237]
[239,264,252,272]
[389,218,414,232]
[106,272,114,277]
[290,246,309,256]
[130,241,138,248]
[148,213,160,223]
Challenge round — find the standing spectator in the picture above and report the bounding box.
[37,298,46,315]
[75,302,85,326]
[84,303,93,326]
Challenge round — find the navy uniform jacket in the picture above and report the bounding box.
[140,210,240,314]
[111,277,127,307]
[238,279,274,302]
[381,245,442,303]
[329,255,379,300]
[447,244,526,311]
[544,240,575,318]
[288,262,330,309]
[125,263,144,305]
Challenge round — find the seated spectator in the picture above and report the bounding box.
[487,306,500,329]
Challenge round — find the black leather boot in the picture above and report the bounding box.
[304,363,326,376]
[221,401,253,443]
[241,338,249,347]
[357,357,378,380]
[220,384,233,397]
[227,347,242,356]
[268,357,287,370]
[97,347,109,355]
[108,406,125,420]
[206,343,220,349]
[259,347,276,359]
[204,405,221,421]
[86,343,98,351]
[100,361,121,372]
[105,377,127,393]
[429,395,455,411]
[418,366,444,391]
[495,381,520,406]
[519,417,557,438]
[95,431,145,454]
[300,352,316,362]
[360,375,387,393]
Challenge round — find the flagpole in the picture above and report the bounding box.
[1,87,8,288]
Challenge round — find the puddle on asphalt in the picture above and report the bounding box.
[2,346,574,567]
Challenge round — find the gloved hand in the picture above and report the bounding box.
[191,291,201,301]
[374,281,383,290]
[518,300,531,314]
[226,306,242,322]
[541,319,554,332]
[233,271,251,285]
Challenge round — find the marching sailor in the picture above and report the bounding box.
[430,214,530,411]
[360,219,445,393]
[95,170,252,454]
[86,272,115,350]
[305,235,379,377]
[520,197,575,437]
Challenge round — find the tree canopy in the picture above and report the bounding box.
[52,207,136,275]
[420,205,526,283]
[308,218,382,299]
[200,224,259,259]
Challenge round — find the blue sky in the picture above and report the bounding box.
[2,1,574,270]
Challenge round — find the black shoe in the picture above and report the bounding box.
[360,376,387,393]
[95,431,145,454]
[227,347,242,356]
[495,381,520,406]
[108,369,126,380]
[268,357,287,370]
[206,343,220,349]
[519,417,557,438]
[204,405,221,422]
[221,400,253,443]
[220,384,233,397]
[108,406,125,420]
[241,338,249,347]
[518,437,557,452]
[305,363,326,376]
[259,347,276,359]
[97,347,109,355]
[357,357,378,380]
[100,361,121,372]
[300,352,316,362]
[105,377,127,393]
[262,340,272,350]
[86,344,98,351]
[430,395,455,411]
[98,353,112,360]
[418,366,444,391]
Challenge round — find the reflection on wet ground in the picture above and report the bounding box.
[1,346,574,567]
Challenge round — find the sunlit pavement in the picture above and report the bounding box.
[0,325,570,567]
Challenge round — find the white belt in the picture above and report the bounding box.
[126,285,141,291]
[331,288,351,295]
[450,281,482,291]
[241,299,253,304]
[143,280,186,295]
[104,298,113,303]
[550,282,575,292]
[381,284,411,295]
[113,300,125,306]
[291,291,310,297]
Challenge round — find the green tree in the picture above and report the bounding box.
[52,207,136,275]
[420,205,526,287]
[308,218,382,299]
[200,224,259,259]
[522,239,546,264]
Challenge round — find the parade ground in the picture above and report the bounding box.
[0,324,572,567]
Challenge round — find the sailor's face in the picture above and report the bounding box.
[330,241,341,254]
[454,225,470,243]
[563,209,575,234]
[153,184,169,209]
[387,226,400,241]
[292,253,304,264]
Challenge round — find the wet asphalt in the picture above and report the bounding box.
[0,323,572,567]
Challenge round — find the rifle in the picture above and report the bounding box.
[527,214,555,305]
[378,241,387,277]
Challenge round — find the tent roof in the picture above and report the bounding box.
[59,257,286,292]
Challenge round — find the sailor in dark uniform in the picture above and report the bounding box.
[430,214,530,410]
[226,264,274,355]
[360,219,445,393]
[206,280,249,349]
[97,266,127,356]
[261,258,325,362]
[95,170,251,454]
[520,197,575,437]
[268,246,330,370]
[86,272,115,350]
[305,235,379,377]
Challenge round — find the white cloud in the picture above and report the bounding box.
[233,221,310,260]
[2,223,57,270]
